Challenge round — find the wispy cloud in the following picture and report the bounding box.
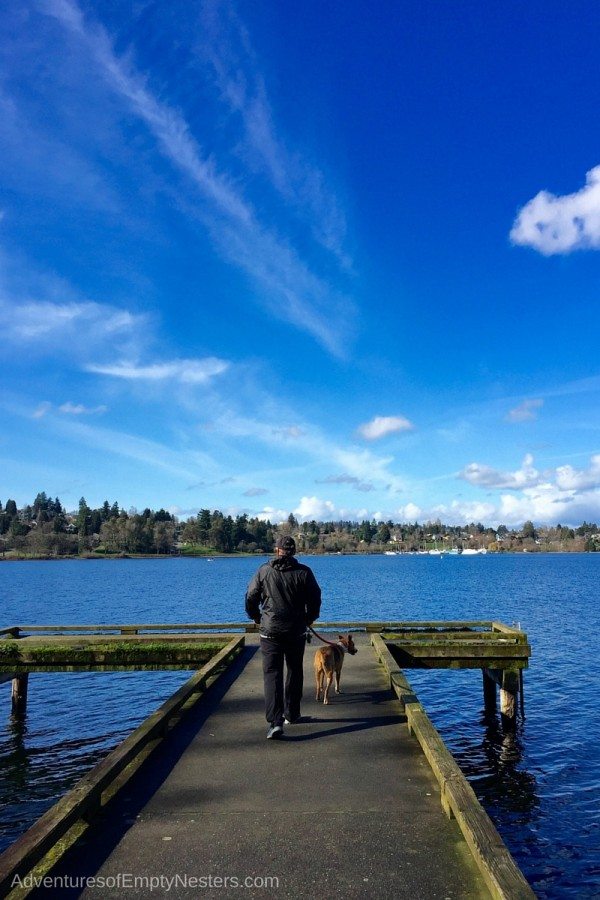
[43,0,354,355]
[2,298,144,350]
[315,473,375,492]
[58,402,108,415]
[511,164,600,255]
[205,402,407,495]
[243,486,268,497]
[200,0,350,268]
[32,401,52,419]
[86,358,229,384]
[271,425,305,440]
[32,401,108,416]
[316,474,362,485]
[357,415,414,441]
[505,398,543,423]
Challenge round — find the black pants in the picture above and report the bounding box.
[260,633,306,726]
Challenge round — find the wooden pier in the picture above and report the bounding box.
[0,622,533,899]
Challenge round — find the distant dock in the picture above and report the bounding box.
[0,622,533,899]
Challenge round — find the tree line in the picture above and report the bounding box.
[1,493,599,557]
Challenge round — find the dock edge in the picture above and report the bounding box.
[371,633,535,900]
[0,635,245,899]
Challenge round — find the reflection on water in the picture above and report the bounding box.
[0,669,191,850]
[470,713,540,818]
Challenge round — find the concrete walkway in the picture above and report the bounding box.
[41,636,490,899]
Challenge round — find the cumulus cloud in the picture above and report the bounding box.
[433,500,497,524]
[505,398,543,423]
[357,415,414,441]
[555,455,600,491]
[256,506,289,523]
[459,454,541,490]
[293,496,336,520]
[86,358,229,384]
[397,502,422,522]
[511,165,600,255]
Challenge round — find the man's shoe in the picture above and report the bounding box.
[267,724,284,740]
[284,716,300,725]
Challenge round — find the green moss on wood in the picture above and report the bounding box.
[0,640,226,666]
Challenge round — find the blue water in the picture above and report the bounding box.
[1,554,599,898]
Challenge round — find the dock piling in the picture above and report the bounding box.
[500,668,519,727]
[482,668,497,713]
[11,674,29,717]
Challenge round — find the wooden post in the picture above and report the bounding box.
[482,668,497,713]
[519,669,525,719]
[500,669,519,727]
[11,674,29,717]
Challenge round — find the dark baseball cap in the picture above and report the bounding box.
[275,535,296,554]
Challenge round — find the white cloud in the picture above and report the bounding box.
[397,502,422,522]
[201,0,350,268]
[2,299,144,349]
[316,474,361,485]
[44,0,354,355]
[315,474,374,492]
[271,425,305,440]
[555,455,600,491]
[32,401,51,419]
[58,402,107,415]
[256,506,289,523]
[505,398,543,423]
[434,500,497,524]
[243,487,268,497]
[459,454,541,490]
[357,415,414,441]
[511,165,600,255]
[86,358,229,384]
[294,496,336,520]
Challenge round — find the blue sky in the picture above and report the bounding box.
[2,0,600,527]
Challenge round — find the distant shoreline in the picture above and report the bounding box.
[0,549,595,562]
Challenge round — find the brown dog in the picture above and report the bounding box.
[314,634,357,704]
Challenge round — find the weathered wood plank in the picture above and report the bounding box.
[388,643,531,658]
[383,631,513,641]
[10,620,497,634]
[372,636,535,899]
[446,777,535,899]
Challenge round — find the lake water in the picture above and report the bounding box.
[1,554,599,898]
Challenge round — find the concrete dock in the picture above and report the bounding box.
[34,634,491,899]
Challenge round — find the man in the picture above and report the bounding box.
[245,536,322,739]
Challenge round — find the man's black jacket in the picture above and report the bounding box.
[245,555,321,637]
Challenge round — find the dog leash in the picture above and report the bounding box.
[307,625,341,648]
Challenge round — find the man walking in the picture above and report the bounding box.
[245,536,322,739]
